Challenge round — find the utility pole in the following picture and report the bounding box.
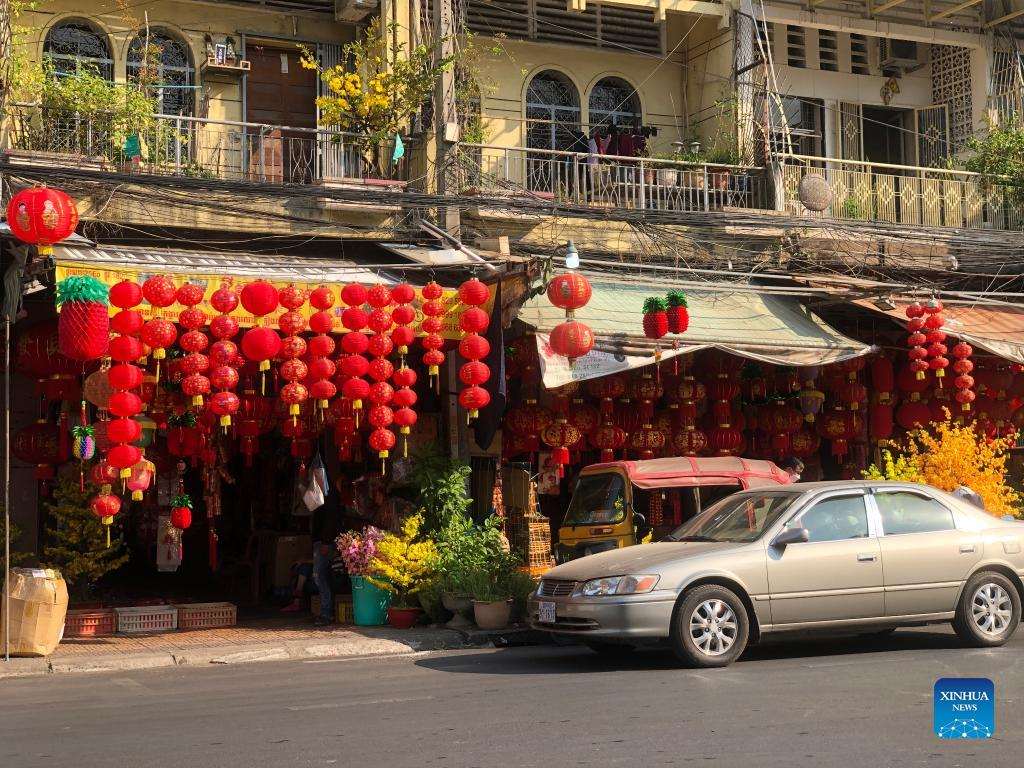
[432,0,460,237]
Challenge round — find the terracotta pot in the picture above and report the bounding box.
[441,591,474,629]
[386,606,422,630]
[473,599,512,631]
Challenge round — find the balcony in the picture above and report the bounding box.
[779,156,1023,231]
[2,105,414,189]
[457,144,769,213]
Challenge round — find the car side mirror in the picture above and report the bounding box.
[772,527,810,547]
[633,512,647,529]
[1002,514,1018,522]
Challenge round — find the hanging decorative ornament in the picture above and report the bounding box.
[924,297,948,386]
[951,341,974,412]
[307,285,338,416]
[420,281,447,391]
[140,318,177,382]
[126,455,155,501]
[587,375,627,418]
[369,427,396,474]
[90,492,121,547]
[170,493,193,531]
[590,422,626,462]
[106,281,144,486]
[458,279,490,423]
[71,423,95,492]
[392,364,418,457]
[177,288,210,409]
[240,281,280,391]
[390,283,417,360]
[142,275,177,309]
[55,275,109,361]
[277,285,309,425]
[541,419,583,477]
[6,185,79,255]
[904,301,930,381]
[664,290,690,374]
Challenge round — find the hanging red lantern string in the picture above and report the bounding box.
[56,275,110,362]
[392,364,418,457]
[951,341,975,412]
[6,185,79,256]
[105,280,144,488]
[239,280,280,393]
[458,278,490,423]
[308,292,338,417]
[278,285,310,427]
[904,301,930,381]
[924,297,949,386]
[546,271,594,367]
[390,283,417,363]
[365,284,396,468]
[340,283,371,425]
[420,281,447,392]
[208,284,241,430]
[90,492,122,548]
[177,282,210,408]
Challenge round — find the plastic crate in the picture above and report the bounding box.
[311,596,354,624]
[64,608,116,637]
[173,602,237,630]
[114,605,178,634]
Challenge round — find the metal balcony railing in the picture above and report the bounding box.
[457,144,769,213]
[2,105,414,187]
[779,155,1023,231]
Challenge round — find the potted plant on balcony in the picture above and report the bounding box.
[366,513,439,629]
[300,20,455,183]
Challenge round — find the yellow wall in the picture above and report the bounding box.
[20,0,356,124]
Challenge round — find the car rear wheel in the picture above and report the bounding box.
[669,584,749,668]
[584,641,636,657]
[952,572,1021,648]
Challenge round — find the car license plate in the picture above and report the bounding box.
[539,601,556,624]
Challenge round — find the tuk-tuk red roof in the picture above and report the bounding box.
[583,457,790,490]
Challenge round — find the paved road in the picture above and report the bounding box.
[2,626,1021,767]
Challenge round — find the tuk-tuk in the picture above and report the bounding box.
[555,457,790,563]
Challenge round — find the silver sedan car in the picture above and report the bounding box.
[529,481,1024,667]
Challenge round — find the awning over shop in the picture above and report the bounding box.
[52,244,389,283]
[855,299,1024,364]
[519,280,876,388]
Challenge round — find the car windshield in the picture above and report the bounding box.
[563,473,627,526]
[666,491,799,543]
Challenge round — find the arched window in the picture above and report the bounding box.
[525,70,580,152]
[43,21,113,80]
[588,77,641,131]
[127,31,195,116]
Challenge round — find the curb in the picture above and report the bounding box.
[0,631,492,679]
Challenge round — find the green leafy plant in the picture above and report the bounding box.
[964,117,1024,200]
[433,513,520,599]
[412,446,472,533]
[41,478,128,601]
[508,570,538,620]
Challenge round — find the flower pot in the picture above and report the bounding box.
[351,576,391,626]
[658,168,679,187]
[472,599,512,631]
[387,606,422,630]
[441,591,474,629]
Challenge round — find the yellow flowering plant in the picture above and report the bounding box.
[863,418,1021,519]
[299,20,454,172]
[366,513,440,608]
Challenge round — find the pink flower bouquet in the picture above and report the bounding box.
[335,526,384,577]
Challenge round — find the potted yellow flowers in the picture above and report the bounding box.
[366,513,439,629]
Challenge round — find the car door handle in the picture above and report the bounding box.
[959,544,976,553]
[857,553,878,562]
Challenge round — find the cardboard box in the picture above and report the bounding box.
[1,568,69,657]
[270,534,312,589]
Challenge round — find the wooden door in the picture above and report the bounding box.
[245,45,317,182]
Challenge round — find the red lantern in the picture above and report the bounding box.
[672,426,707,457]
[546,274,590,313]
[628,422,666,460]
[589,423,625,462]
[838,380,868,411]
[569,403,600,435]
[789,427,820,458]
[707,378,740,427]
[241,280,279,317]
[141,318,177,380]
[142,276,177,308]
[459,385,491,420]
[459,277,490,308]
[818,409,854,459]
[871,355,895,404]
[707,426,742,457]
[241,326,281,385]
[6,186,79,255]
[420,286,447,387]
[458,289,491,422]
[895,401,931,431]
[549,321,595,363]
[587,375,627,416]
[542,420,582,476]
[109,280,141,309]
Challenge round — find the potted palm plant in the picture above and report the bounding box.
[366,513,439,629]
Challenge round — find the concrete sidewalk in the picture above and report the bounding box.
[0,620,493,679]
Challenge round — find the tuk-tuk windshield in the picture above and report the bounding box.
[564,473,627,526]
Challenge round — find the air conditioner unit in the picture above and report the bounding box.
[335,0,379,22]
[880,39,919,70]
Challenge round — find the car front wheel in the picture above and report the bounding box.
[669,584,749,668]
[952,572,1021,648]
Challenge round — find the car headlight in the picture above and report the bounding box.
[573,575,660,597]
